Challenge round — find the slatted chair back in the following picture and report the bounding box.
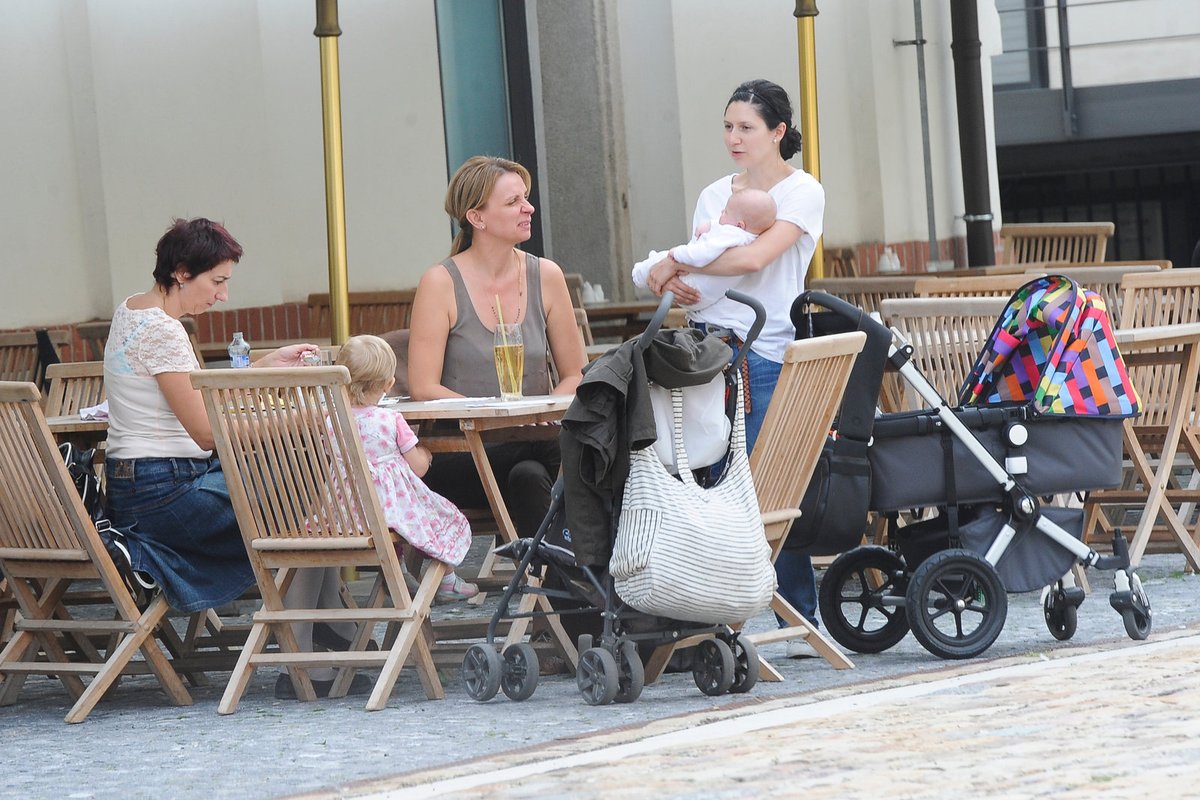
[306,290,417,338]
[0,330,69,389]
[1119,269,1200,330]
[76,320,112,361]
[0,381,191,722]
[738,331,866,675]
[913,273,1037,299]
[44,361,106,417]
[563,273,586,309]
[1027,263,1163,328]
[192,365,444,712]
[880,297,1008,410]
[1118,269,1200,431]
[998,221,1114,264]
[807,276,920,317]
[574,307,595,347]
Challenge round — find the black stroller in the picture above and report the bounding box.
[791,275,1151,659]
[460,291,769,704]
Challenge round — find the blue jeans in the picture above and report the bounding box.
[105,456,255,613]
[744,349,819,629]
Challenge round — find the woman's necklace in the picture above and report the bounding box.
[489,250,525,325]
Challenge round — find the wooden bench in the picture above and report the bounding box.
[998,222,1114,264]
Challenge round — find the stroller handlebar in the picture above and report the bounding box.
[636,290,766,375]
[793,290,894,342]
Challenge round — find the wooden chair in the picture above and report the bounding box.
[807,276,920,316]
[0,330,70,388]
[0,381,192,722]
[913,273,1038,299]
[1027,263,1164,328]
[44,361,106,417]
[192,365,445,712]
[1110,270,1200,555]
[307,290,417,338]
[998,221,1114,264]
[824,247,859,278]
[564,273,587,309]
[574,308,595,347]
[880,297,1008,410]
[739,331,868,677]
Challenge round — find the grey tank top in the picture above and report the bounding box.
[440,251,551,397]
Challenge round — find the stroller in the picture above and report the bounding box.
[460,291,771,705]
[794,275,1151,659]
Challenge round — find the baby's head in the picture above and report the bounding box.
[719,188,777,235]
[336,334,396,405]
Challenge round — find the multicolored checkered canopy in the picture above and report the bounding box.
[960,275,1140,417]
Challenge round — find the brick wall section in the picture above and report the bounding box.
[3,301,308,362]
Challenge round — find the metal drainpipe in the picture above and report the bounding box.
[949,0,995,267]
[895,0,939,269]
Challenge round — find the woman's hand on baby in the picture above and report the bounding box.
[663,275,700,306]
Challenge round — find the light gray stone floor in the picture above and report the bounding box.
[4,552,1198,800]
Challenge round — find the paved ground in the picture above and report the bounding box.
[4,553,1198,800]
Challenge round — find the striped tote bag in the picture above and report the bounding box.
[610,378,775,624]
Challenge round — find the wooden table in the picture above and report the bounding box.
[383,394,578,666]
[1084,323,1200,570]
[44,415,108,447]
[580,300,660,342]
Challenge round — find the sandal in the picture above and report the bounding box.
[435,574,479,603]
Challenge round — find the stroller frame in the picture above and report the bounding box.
[800,286,1151,660]
[460,290,768,705]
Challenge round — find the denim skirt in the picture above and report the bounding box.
[105,456,255,613]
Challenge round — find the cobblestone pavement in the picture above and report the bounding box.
[346,630,1200,800]
[4,553,1199,800]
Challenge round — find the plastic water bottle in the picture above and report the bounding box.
[228,332,251,369]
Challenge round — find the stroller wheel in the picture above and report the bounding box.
[1043,586,1078,641]
[613,641,645,704]
[692,638,735,696]
[1114,573,1152,641]
[500,643,540,701]
[461,644,502,701]
[819,546,910,654]
[577,647,619,705]
[727,635,760,694]
[905,549,1007,660]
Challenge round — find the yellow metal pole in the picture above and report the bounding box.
[795,0,824,280]
[316,0,350,345]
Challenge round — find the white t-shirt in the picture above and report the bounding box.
[104,298,208,460]
[688,170,825,362]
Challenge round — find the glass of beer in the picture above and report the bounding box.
[493,323,524,401]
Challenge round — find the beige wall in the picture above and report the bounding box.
[0,0,448,329]
[1,0,1009,328]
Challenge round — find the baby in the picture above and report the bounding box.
[632,188,777,311]
[335,335,478,602]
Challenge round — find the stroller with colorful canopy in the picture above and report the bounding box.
[797,275,1151,659]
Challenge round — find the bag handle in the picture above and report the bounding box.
[670,370,747,487]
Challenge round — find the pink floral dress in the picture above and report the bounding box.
[350,405,471,566]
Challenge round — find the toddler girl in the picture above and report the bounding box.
[336,335,478,602]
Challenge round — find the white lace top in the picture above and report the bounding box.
[104,298,207,459]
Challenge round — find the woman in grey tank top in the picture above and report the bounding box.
[408,156,585,535]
